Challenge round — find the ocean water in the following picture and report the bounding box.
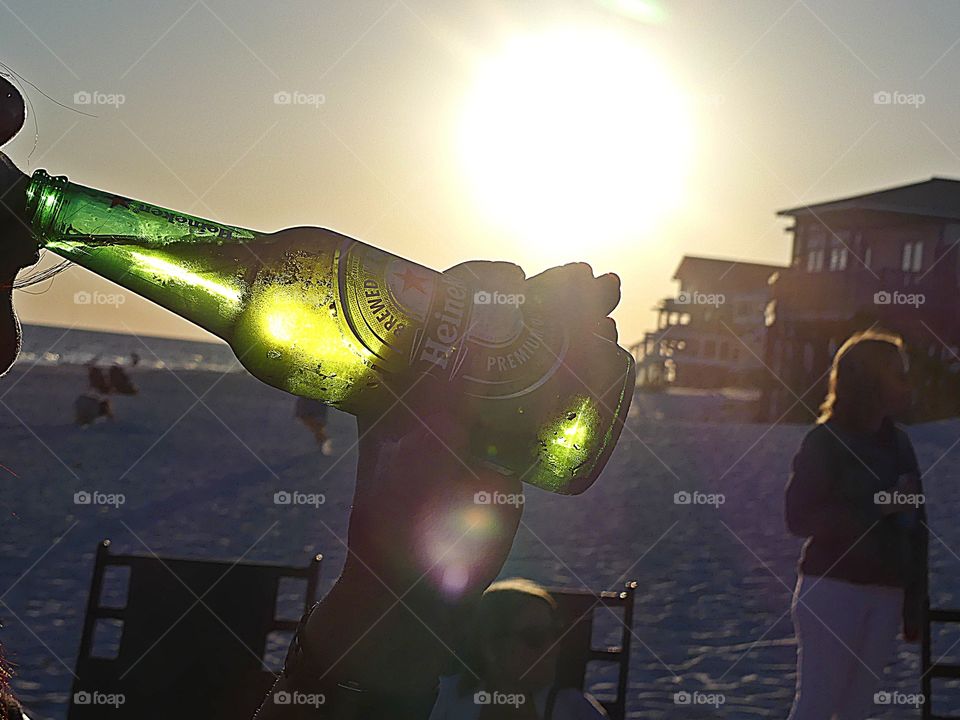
[17,323,241,373]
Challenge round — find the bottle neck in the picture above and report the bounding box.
[22,169,262,339]
[24,169,260,248]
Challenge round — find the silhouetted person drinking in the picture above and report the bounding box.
[785,330,928,719]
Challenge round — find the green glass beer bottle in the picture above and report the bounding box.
[22,169,635,494]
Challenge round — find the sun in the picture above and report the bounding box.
[459,27,693,262]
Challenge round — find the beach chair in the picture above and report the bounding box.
[922,599,960,720]
[68,539,322,720]
[548,581,637,720]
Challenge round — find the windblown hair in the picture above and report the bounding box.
[817,330,905,427]
[457,578,559,695]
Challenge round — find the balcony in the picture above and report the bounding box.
[771,262,958,323]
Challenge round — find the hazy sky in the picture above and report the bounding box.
[4,0,960,346]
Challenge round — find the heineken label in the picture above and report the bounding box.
[411,271,473,379]
[457,308,569,399]
[336,242,435,371]
[95,190,255,242]
[337,242,568,397]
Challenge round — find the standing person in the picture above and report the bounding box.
[785,330,928,720]
[294,396,334,456]
[428,578,607,719]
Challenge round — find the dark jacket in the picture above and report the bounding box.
[785,419,928,630]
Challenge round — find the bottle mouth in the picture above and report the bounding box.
[25,169,67,240]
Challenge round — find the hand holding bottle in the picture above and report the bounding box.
[255,259,626,715]
[525,262,621,344]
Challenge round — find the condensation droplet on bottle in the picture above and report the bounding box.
[566,412,577,420]
[266,349,282,360]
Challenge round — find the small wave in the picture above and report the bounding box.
[16,324,243,373]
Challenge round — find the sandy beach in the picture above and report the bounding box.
[2,342,959,718]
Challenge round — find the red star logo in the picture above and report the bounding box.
[393,267,430,295]
[109,196,131,209]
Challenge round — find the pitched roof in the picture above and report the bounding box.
[672,255,786,286]
[778,177,960,220]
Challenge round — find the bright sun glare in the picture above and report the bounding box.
[460,27,694,261]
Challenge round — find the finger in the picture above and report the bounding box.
[526,262,593,292]
[444,260,526,289]
[595,316,618,343]
[594,272,621,317]
[527,263,622,328]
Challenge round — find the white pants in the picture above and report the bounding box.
[787,574,903,720]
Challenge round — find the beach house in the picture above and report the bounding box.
[632,255,785,389]
[763,177,960,421]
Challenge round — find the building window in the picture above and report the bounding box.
[703,340,716,358]
[863,246,872,270]
[829,246,848,271]
[827,231,849,271]
[806,226,825,272]
[902,241,923,272]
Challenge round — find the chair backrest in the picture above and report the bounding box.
[548,581,636,720]
[922,601,960,720]
[68,539,321,720]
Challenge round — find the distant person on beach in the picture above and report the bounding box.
[429,578,607,720]
[109,362,137,395]
[785,330,928,720]
[87,361,111,394]
[255,262,621,720]
[294,397,333,455]
[74,393,113,427]
[86,355,138,396]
